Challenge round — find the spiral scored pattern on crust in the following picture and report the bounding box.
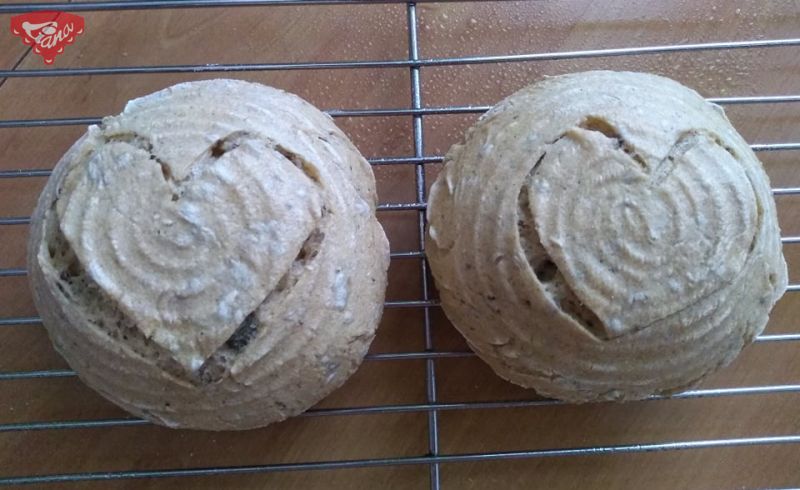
[426,71,787,402]
[28,79,389,429]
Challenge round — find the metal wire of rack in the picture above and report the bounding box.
[0,1,799,488]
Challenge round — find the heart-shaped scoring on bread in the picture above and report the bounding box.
[57,129,324,371]
[525,122,758,340]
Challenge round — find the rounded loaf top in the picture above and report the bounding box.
[28,79,390,429]
[427,71,787,402]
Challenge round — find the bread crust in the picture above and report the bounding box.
[28,79,390,430]
[426,71,786,402]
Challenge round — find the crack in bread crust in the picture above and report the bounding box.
[517,160,608,340]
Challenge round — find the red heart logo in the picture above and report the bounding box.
[10,11,85,65]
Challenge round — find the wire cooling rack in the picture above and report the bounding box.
[1,1,799,488]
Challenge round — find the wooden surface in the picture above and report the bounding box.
[1,1,799,488]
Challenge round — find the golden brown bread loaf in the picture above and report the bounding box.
[427,71,787,402]
[28,79,389,429]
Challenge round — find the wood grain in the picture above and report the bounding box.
[1,1,799,488]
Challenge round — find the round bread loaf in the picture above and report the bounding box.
[427,71,787,402]
[28,79,389,430]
